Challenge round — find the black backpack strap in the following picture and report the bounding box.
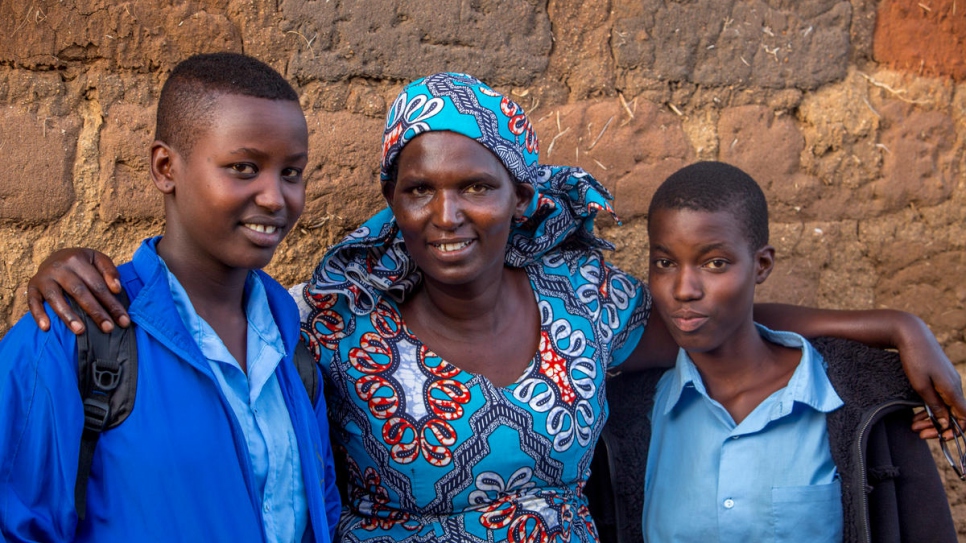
[293,338,319,406]
[74,289,137,520]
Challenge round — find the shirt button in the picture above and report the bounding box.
[731,435,740,440]
[264,503,270,513]
[723,498,735,509]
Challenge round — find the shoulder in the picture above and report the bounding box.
[0,310,80,406]
[608,368,667,416]
[289,280,365,366]
[257,270,301,321]
[530,246,645,293]
[1,308,77,363]
[810,336,917,404]
[287,281,357,324]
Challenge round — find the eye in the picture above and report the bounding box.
[282,167,303,183]
[652,258,673,270]
[230,163,257,176]
[408,185,432,197]
[705,259,729,270]
[465,183,490,195]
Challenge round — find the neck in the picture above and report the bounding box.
[409,266,533,337]
[688,321,773,385]
[687,321,802,424]
[156,237,249,314]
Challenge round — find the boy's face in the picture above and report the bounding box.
[154,94,308,273]
[647,207,773,356]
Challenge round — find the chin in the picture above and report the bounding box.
[669,333,715,356]
[231,251,278,271]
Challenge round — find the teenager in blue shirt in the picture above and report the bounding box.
[640,161,955,542]
[0,53,340,542]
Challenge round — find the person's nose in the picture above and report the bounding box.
[431,190,463,230]
[673,265,703,301]
[254,174,285,213]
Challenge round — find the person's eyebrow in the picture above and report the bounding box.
[227,147,308,162]
[650,240,732,255]
[696,241,731,254]
[227,147,266,157]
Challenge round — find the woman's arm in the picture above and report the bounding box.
[620,301,965,434]
[28,251,966,433]
[26,248,128,334]
[754,303,966,435]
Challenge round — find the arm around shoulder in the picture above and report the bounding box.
[616,313,679,373]
[754,303,966,431]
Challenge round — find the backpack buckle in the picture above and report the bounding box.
[91,359,121,392]
[82,396,111,432]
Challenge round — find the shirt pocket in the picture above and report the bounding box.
[771,480,842,542]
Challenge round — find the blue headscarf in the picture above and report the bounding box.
[307,72,619,315]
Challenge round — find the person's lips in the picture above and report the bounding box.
[244,223,279,234]
[241,220,286,247]
[668,309,709,333]
[428,238,476,258]
[432,240,473,252]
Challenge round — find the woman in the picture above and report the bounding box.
[28,73,965,542]
[294,73,659,541]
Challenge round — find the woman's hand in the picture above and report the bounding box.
[911,407,966,441]
[27,248,127,334]
[893,313,966,436]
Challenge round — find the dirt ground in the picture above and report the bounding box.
[1,0,965,537]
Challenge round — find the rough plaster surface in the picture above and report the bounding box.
[1,0,965,533]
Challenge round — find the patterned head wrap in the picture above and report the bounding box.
[305,72,620,315]
[381,72,539,187]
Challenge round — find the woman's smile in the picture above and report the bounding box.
[430,239,475,255]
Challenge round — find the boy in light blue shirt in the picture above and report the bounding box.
[640,161,955,542]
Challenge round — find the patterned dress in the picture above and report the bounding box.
[295,246,650,543]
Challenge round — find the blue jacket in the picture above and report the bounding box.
[0,238,341,542]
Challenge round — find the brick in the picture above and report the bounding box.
[0,107,77,224]
[870,101,957,212]
[874,0,966,81]
[719,105,821,221]
[532,99,692,220]
[0,1,242,71]
[280,0,551,86]
[611,0,851,89]
[302,110,384,232]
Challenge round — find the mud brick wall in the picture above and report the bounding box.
[1,0,965,534]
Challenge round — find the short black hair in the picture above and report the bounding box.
[155,52,299,157]
[648,161,769,251]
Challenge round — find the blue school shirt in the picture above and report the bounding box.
[164,264,308,543]
[642,325,844,543]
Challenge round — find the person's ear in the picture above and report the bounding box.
[514,183,535,221]
[754,245,776,284]
[150,141,176,194]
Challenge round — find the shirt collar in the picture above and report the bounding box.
[160,259,285,400]
[661,324,844,417]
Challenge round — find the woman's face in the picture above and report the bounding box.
[385,131,533,289]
